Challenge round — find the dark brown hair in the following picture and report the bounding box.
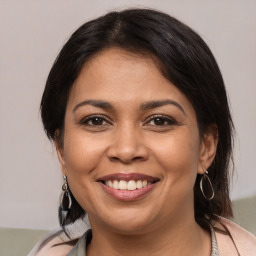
[41,8,234,232]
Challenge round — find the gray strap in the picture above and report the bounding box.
[210,224,219,256]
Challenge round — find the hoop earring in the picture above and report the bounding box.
[200,170,215,200]
[59,175,72,226]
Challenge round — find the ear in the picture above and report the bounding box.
[54,130,67,176]
[198,124,218,174]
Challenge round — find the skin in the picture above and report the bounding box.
[56,48,218,256]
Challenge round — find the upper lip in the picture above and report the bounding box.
[97,173,160,182]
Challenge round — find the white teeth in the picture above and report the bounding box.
[113,180,119,189]
[136,180,142,189]
[127,180,136,190]
[108,180,113,188]
[119,180,127,190]
[105,179,153,190]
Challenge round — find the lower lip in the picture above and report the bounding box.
[99,182,157,201]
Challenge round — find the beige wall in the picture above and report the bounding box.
[0,0,255,230]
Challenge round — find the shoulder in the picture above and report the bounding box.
[27,229,76,256]
[214,216,256,256]
[28,218,90,256]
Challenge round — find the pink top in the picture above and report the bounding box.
[215,217,256,255]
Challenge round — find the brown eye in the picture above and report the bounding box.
[146,115,176,126]
[81,115,110,126]
[152,117,167,125]
[88,117,104,125]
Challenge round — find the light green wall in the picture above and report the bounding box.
[0,228,48,256]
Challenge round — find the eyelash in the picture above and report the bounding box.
[80,114,176,127]
[80,114,111,126]
[144,115,177,127]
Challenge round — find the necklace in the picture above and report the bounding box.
[210,224,219,256]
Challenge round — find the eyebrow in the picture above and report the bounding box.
[140,100,186,115]
[73,99,186,115]
[73,100,113,112]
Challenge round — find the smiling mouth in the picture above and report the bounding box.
[97,173,160,191]
[104,180,154,191]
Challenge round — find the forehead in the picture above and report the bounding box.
[75,48,163,90]
[67,48,194,113]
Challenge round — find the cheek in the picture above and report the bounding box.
[154,129,201,186]
[157,129,200,165]
[61,131,106,212]
[62,129,106,178]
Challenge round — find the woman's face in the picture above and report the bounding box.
[57,48,216,234]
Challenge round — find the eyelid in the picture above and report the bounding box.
[144,114,177,125]
[80,114,112,125]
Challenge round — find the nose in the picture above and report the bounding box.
[106,125,149,164]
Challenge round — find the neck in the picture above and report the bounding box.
[87,214,211,256]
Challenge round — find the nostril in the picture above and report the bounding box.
[106,138,149,163]
[110,156,121,162]
[132,156,144,161]
[109,155,146,163]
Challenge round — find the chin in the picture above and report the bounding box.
[108,219,154,235]
[91,208,157,235]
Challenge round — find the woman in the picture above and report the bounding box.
[29,8,256,256]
